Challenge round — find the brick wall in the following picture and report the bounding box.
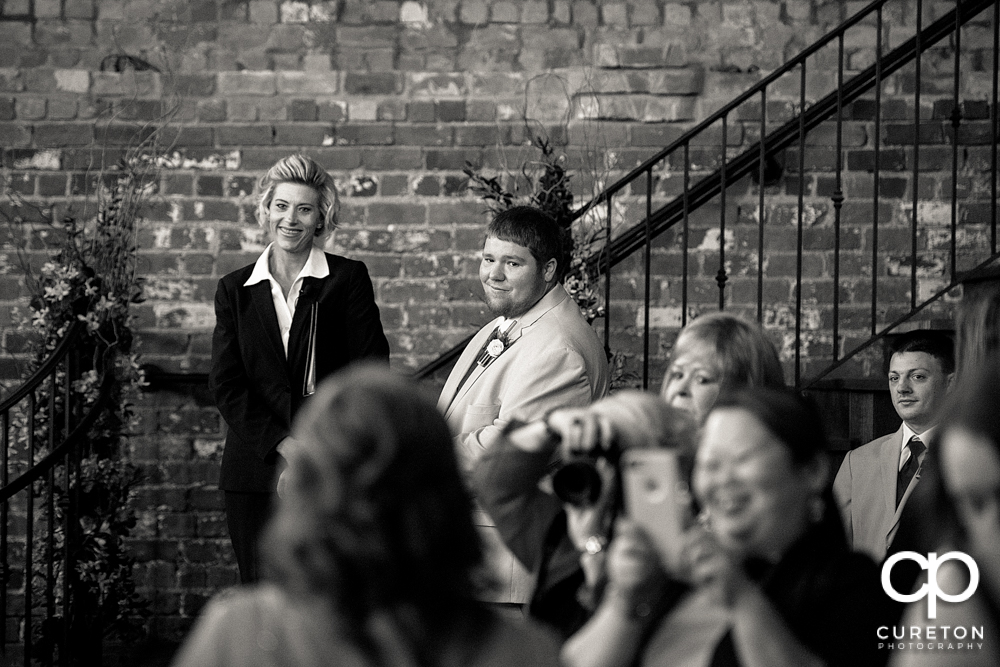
[0,0,996,643]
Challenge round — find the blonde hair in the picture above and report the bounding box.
[255,154,340,241]
[665,312,785,392]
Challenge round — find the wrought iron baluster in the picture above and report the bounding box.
[1,409,8,653]
[992,0,999,251]
[46,373,56,636]
[643,169,652,389]
[25,392,35,667]
[682,143,690,327]
[796,63,807,387]
[873,7,883,337]
[604,197,612,357]
[912,0,923,311]
[64,346,76,662]
[950,4,962,282]
[833,33,846,362]
[758,89,767,323]
[718,117,729,310]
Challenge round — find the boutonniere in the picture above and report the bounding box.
[486,338,506,358]
[476,319,516,368]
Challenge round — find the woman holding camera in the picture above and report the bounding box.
[563,388,893,667]
[471,392,696,639]
[174,366,561,667]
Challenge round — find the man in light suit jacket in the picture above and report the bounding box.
[438,206,609,471]
[438,205,608,613]
[833,330,954,562]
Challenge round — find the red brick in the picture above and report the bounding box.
[368,202,427,226]
[395,124,453,146]
[217,125,274,145]
[274,124,330,145]
[343,72,402,95]
[333,124,394,145]
[33,123,94,146]
[363,147,423,170]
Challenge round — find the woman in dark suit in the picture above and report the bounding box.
[209,154,390,583]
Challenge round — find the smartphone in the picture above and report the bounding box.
[621,449,692,572]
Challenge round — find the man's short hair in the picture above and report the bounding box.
[487,206,567,281]
[889,330,956,375]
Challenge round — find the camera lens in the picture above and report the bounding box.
[552,460,603,507]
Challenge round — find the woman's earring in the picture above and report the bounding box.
[809,495,825,523]
[315,223,324,236]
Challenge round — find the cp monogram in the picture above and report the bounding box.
[882,551,980,619]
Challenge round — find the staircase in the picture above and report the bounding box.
[0,321,119,665]
[419,0,1000,449]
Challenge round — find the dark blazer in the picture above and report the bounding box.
[210,252,390,492]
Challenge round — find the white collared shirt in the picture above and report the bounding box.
[899,423,934,471]
[243,244,329,356]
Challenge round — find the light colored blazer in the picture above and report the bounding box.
[439,284,609,605]
[833,425,924,563]
[438,284,610,472]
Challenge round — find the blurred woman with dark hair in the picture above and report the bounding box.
[564,388,894,667]
[174,365,560,667]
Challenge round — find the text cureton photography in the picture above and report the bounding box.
[878,551,988,654]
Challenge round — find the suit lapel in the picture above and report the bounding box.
[445,363,489,420]
[438,318,501,415]
[248,282,286,364]
[440,287,572,416]
[287,276,323,368]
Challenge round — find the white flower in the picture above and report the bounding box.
[77,311,101,332]
[44,281,72,301]
[32,307,50,327]
[486,339,505,357]
[41,262,57,275]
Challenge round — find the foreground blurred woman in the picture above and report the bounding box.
[564,388,894,667]
[175,366,560,667]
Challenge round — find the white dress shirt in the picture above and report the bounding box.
[243,244,330,356]
[898,423,934,471]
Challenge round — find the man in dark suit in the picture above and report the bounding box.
[833,330,954,562]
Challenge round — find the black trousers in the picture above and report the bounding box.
[224,491,274,584]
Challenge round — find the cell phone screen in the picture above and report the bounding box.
[621,449,692,572]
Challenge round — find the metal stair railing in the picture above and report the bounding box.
[0,321,114,665]
[417,0,1000,388]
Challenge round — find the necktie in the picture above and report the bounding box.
[896,436,925,507]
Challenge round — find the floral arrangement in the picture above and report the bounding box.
[6,155,153,659]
